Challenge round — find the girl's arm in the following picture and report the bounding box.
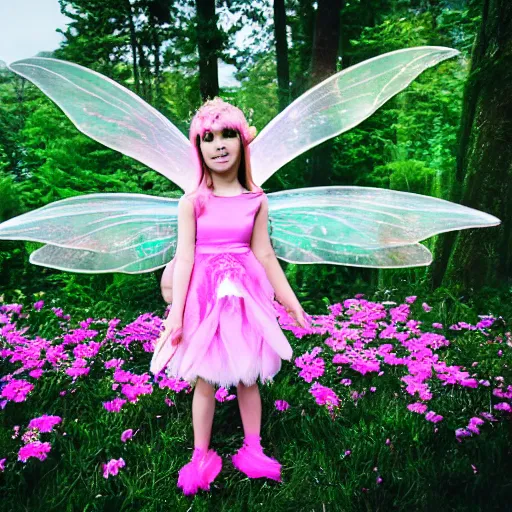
[165,196,196,319]
[250,195,301,310]
[160,258,175,303]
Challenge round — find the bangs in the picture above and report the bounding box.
[195,118,242,141]
[189,98,251,145]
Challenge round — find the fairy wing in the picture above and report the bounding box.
[8,58,196,193]
[267,187,500,268]
[250,46,459,186]
[0,194,178,273]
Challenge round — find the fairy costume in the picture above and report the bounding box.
[0,46,501,494]
[158,191,292,387]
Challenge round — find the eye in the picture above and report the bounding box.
[222,128,237,139]
[202,132,213,143]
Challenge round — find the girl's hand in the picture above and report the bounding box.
[153,314,183,358]
[286,303,310,329]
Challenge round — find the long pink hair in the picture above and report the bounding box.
[185,98,263,216]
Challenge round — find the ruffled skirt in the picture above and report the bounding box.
[155,248,293,388]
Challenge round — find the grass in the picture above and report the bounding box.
[1,286,512,512]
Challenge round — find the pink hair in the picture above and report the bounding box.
[185,98,263,216]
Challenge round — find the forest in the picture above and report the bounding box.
[0,0,511,510]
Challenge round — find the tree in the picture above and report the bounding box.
[310,0,343,87]
[274,0,290,111]
[432,0,512,289]
[195,0,221,101]
[309,0,342,188]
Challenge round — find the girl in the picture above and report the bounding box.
[151,98,308,495]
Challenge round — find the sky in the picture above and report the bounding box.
[0,0,239,87]
[0,0,70,64]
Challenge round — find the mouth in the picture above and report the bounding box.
[213,153,229,160]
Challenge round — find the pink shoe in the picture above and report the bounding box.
[177,448,222,495]
[231,442,282,482]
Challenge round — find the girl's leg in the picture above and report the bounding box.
[236,382,261,439]
[178,377,221,495]
[232,381,281,481]
[192,377,216,450]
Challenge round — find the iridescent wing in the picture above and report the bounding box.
[267,187,500,268]
[8,58,196,193]
[250,46,460,186]
[0,194,178,273]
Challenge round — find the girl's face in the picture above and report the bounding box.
[199,127,242,174]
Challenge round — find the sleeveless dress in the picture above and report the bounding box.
[155,191,293,388]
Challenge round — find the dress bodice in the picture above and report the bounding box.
[195,192,263,255]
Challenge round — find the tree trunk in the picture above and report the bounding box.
[195,0,220,101]
[289,0,315,100]
[309,0,342,188]
[152,25,162,109]
[310,0,342,86]
[274,0,290,111]
[136,39,152,102]
[433,0,512,289]
[126,1,140,96]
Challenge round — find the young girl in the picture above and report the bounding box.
[151,98,308,496]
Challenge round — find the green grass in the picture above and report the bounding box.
[1,286,512,512]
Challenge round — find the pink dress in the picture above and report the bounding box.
[158,191,293,388]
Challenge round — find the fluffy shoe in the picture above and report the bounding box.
[231,441,281,482]
[177,447,222,495]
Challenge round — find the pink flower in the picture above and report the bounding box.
[105,358,124,370]
[121,429,133,442]
[1,379,34,403]
[422,303,432,312]
[18,441,52,463]
[275,400,290,411]
[476,316,495,329]
[341,378,352,386]
[376,476,383,485]
[425,411,443,423]
[103,398,127,413]
[33,300,44,311]
[66,366,90,379]
[455,428,472,440]
[215,387,236,402]
[27,415,62,433]
[157,376,191,394]
[494,402,512,412]
[407,402,428,414]
[102,457,126,478]
[480,412,497,422]
[390,304,410,323]
[405,296,417,304]
[467,417,484,434]
[29,369,44,379]
[295,347,325,383]
[460,378,478,389]
[310,382,340,410]
[164,398,175,407]
[432,322,443,329]
[0,458,6,471]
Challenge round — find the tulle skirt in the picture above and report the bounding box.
[154,247,293,388]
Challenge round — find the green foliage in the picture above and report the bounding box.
[365,159,437,195]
